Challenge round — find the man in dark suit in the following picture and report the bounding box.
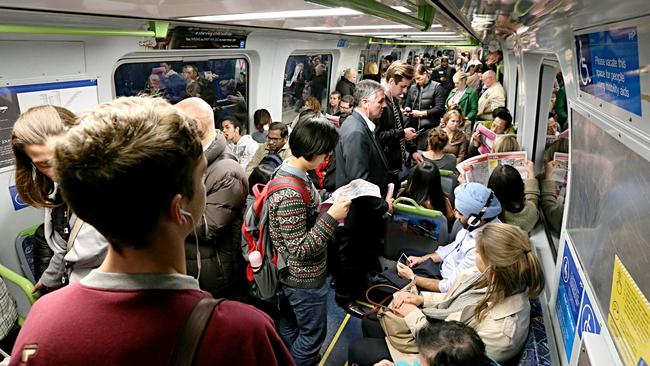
[334,80,393,312]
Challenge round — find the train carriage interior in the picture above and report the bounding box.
[0,0,648,365]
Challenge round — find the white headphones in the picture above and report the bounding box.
[179,208,193,222]
[180,208,202,281]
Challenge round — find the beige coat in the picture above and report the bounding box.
[244,142,293,177]
[387,268,531,363]
[477,82,506,120]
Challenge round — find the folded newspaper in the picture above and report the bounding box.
[476,123,517,154]
[323,179,381,204]
[456,151,528,186]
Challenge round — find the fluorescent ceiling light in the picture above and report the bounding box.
[296,24,412,31]
[182,7,362,22]
[184,4,413,23]
[401,35,465,39]
[347,31,455,36]
[391,6,411,13]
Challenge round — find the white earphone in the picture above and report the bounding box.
[180,208,201,281]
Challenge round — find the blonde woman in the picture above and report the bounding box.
[362,61,381,83]
[12,105,108,293]
[492,135,520,153]
[446,70,479,124]
[349,223,544,365]
[438,109,468,163]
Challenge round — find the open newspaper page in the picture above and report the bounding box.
[545,129,569,147]
[456,151,528,186]
[319,179,382,223]
[552,152,569,204]
[324,113,340,127]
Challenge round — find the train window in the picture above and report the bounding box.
[114,58,249,127]
[282,53,332,125]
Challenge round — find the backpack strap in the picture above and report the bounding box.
[170,297,225,366]
[265,176,311,204]
[66,218,84,252]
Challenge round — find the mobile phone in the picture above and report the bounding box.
[415,128,426,136]
[398,253,409,266]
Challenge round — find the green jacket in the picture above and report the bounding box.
[446,86,479,122]
[554,85,568,129]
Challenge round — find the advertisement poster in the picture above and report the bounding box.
[0,79,99,169]
[608,256,650,366]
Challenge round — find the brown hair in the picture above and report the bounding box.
[415,64,429,76]
[427,129,449,152]
[304,96,323,115]
[474,223,545,321]
[11,105,77,208]
[364,61,379,75]
[441,109,465,128]
[55,97,203,252]
[385,60,414,84]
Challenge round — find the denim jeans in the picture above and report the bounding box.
[278,281,329,366]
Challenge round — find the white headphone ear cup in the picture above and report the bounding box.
[179,208,193,224]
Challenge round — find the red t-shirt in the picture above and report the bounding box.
[11,281,293,365]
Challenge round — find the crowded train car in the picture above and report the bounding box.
[0,0,648,365]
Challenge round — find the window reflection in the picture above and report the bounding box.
[282,54,332,124]
[114,58,248,128]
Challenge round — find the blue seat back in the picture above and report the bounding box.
[15,228,37,284]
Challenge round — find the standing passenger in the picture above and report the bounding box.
[11,97,293,366]
[221,117,260,170]
[246,122,293,177]
[11,105,108,293]
[335,68,357,99]
[476,70,506,121]
[268,116,350,365]
[335,80,393,312]
[252,108,272,143]
[175,97,249,298]
[405,65,446,150]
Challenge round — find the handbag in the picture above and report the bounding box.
[366,281,420,354]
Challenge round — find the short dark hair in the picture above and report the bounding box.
[488,164,525,215]
[341,95,355,106]
[222,116,244,134]
[493,108,513,129]
[427,128,449,152]
[253,109,271,126]
[268,121,288,138]
[416,320,490,366]
[289,117,339,161]
[330,90,342,98]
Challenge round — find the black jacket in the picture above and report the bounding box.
[375,96,407,172]
[432,65,456,96]
[405,80,446,150]
[335,77,356,98]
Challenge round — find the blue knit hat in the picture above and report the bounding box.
[454,182,502,219]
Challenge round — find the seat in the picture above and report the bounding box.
[0,263,38,326]
[383,197,448,260]
[439,169,458,204]
[14,225,39,284]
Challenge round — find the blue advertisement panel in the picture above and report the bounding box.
[578,292,601,338]
[575,27,641,116]
[555,243,585,361]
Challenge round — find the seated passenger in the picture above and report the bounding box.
[326,91,341,115]
[492,135,520,153]
[351,223,544,364]
[488,163,540,233]
[246,122,293,177]
[541,138,569,233]
[252,108,272,143]
[468,108,513,158]
[437,110,468,163]
[336,95,355,126]
[10,97,293,365]
[360,321,492,366]
[396,183,501,293]
[221,117,260,170]
[416,129,457,171]
[11,105,108,293]
[175,98,248,298]
[400,162,454,223]
[268,116,351,365]
[0,278,18,355]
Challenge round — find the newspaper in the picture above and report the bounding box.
[324,113,340,127]
[456,151,528,186]
[324,179,381,204]
[476,123,517,154]
[551,152,569,204]
[545,129,569,147]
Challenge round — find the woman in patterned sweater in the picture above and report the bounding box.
[268,115,351,366]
